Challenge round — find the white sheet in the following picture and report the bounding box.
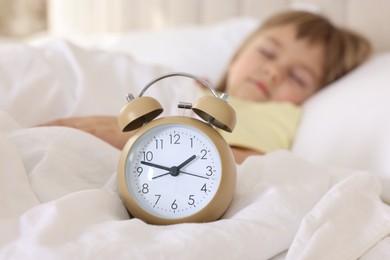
[1,40,390,259]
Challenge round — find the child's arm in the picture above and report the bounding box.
[41,116,133,150]
[41,116,260,164]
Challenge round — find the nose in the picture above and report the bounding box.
[264,63,284,86]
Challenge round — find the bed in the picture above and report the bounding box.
[1,0,390,259]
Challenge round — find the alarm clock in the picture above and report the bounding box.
[117,72,237,225]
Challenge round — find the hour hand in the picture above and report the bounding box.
[140,161,171,171]
[177,155,197,169]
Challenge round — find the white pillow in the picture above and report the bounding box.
[292,53,390,203]
[30,17,259,85]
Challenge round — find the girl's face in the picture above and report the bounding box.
[226,24,325,105]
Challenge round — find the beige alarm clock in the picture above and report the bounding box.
[117,72,237,225]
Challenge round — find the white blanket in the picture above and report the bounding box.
[1,40,390,259]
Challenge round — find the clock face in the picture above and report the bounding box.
[124,123,222,220]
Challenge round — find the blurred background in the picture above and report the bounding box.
[0,0,47,38]
[0,0,388,53]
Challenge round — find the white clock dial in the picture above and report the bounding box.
[125,123,222,219]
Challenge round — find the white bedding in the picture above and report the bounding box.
[1,36,390,259]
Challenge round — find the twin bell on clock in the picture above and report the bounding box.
[117,72,237,225]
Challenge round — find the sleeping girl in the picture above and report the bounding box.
[42,10,372,164]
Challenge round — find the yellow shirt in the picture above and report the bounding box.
[220,97,301,154]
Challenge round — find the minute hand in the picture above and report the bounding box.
[140,161,171,171]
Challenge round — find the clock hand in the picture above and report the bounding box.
[177,155,197,170]
[179,170,209,179]
[169,155,197,177]
[141,155,195,171]
[141,161,171,171]
[141,161,172,180]
[145,155,197,179]
[152,172,171,180]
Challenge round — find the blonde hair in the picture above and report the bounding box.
[216,10,372,91]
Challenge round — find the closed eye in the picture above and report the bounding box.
[259,48,276,60]
[290,72,307,87]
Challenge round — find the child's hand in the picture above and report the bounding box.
[230,147,262,164]
[40,116,261,164]
[40,116,132,150]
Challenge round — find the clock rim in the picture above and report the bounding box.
[117,116,237,225]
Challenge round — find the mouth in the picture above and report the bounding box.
[250,79,270,98]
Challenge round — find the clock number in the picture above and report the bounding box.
[142,151,153,161]
[190,137,194,148]
[155,138,163,149]
[206,166,213,176]
[154,194,161,207]
[141,183,149,194]
[200,149,208,159]
[171,199,178,210]
[188,195,195,206]
[136,167,143,177]
[170,133,180,144]
[201,183,208,193]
